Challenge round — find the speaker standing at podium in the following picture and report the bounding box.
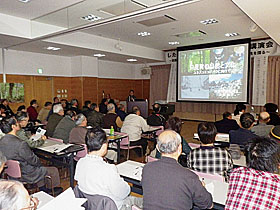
[127,89,136,102]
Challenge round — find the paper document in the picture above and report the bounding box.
[39,188,86,210]
[39,144,72,153]
[30,128,46,141]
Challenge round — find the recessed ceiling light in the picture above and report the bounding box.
[93,54,106,57]
[137,32,151,37]
[200,18,219,25]
[18,0,31,3]
[225,32,240,37]
[168,41,180,45]
[81,14,102,22]
[45,46,61,51]
[127,59,137,62]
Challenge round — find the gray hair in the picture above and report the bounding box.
[0,151,6,167]
[75,113,86,125]
[53,104,63,113]
[157,130,181,154]
[107,103,115,112]
[0,180,28,210]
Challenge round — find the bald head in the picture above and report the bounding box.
[259,112,270,123]
[157,130,181,154]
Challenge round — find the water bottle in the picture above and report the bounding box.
[110,126,114,136]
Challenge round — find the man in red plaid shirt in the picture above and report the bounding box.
[225,137,280,210]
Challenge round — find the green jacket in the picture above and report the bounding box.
[16,129,44,148]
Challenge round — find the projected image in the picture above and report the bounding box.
[177,40,249,102]
[209,74,243,99]
[0,83,24,103]
[181,75,209,98]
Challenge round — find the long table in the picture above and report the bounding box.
[33,139,84,188]
[117,160,229,207]
[106,132,128,163]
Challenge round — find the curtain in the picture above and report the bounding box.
[167,63,177,103]
[267,56,280,105]
[149,64,171,106]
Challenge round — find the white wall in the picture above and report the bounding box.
[0,49,152,79]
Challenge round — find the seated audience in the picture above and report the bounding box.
[127,89,136,102]
[87,103,104,129]
[214,111,239,134]
[229,113,257,149]
[187,122,233,177]
[232,103,246,125]
[0,117,61,193]
[81,100,91,117]
[225,137,280,210]
[99,98,108,114]
[116,104,127,121]
[74,128,142,210]
[147,103,166,126]
[69,99,80,114]
[46,104,64,137]
[251,112,274,137]
[0,180,39,210]
[0,99,14,117]
[37,101,52,123]
[269,125,280,143]
[27,99,39,122]
[69,113,88,144]
[60,99,69,111]
[53,110,76,143]
[103,103,122,130]
[121,106,150,156]
[0,151,7,173]
[142,130,213,210]
[16,111,46,148]
[264,103,280,125]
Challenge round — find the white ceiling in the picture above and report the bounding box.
[0,0,275,64]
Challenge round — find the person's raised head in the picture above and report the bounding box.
[118,104,125,111]
[65,110,76,119]
[0,180,32,210]
[157,130,182,159]
[15,111,29,128]
[60,99,68,108]
[152,103,161,113]
[132,106,140,116]
[240,113,255,129]
[259,112,270,123]
[75,113,87,126]
[107,103,115,112]
[30,99,38,107]
[53,104,64,116]
[0,151,7,173]
[234,103,246,116]
[90,103,98,111]
[84,100,91,108]
[17,105,26,112]
[198,122,217,144]
[166,117,182,134]
[264,103,278,113]
[53,97,59,103]
[129,90,134,96]
[245,137,280,174]
[85,128,108,157]
[44,102,52,110]
[0,117,20,134]
[71,99,78,107]
[1,99,8,106]
[223,111,232,119]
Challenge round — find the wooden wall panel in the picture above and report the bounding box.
[71,77,83,108]
[133,80,143,99]
[83,77,98,104]
[33,76,53,109]
[142,80,150,101]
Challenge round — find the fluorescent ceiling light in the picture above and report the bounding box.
[45,46,61,51]
[127,59,137,62]
[18,0,31,3]
[225,32,240,37]
[200,18,219,25]
[168,41,180,45]
[81,14,102,22]
[137,32,151,37]
[93,54,106,57]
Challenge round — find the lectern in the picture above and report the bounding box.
[127,100,148,119]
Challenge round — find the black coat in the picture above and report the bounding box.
[214,118,240,134]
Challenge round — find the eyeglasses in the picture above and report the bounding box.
[20,196,38,210]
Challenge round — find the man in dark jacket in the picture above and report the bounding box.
[46,104,64,137]
[214,112,240,134]
[0,117,61,192]
[53,110,76,143]
[87,103,104,129]
[147,103,166,126]
[81,100,91,117]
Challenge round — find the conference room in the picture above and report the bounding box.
[0,0,279,209]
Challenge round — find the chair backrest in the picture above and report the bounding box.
[132,205,142,210]
[5,160,21,178]
[191,170,224,182]
[74,144,88,161]
[151,126,164,136]
[147,156,158,163]
[115,132,129,146]
[73,185,118,210]
[188,143,200,149]
[48,137,63,143]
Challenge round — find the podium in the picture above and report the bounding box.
[127,100,148,118]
